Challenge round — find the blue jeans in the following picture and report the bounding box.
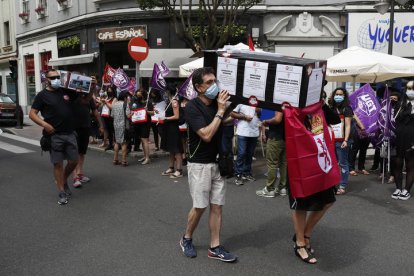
[235,135,258,176]
[335,141,351,189]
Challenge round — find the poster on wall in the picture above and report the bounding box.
[216,57,238,95]
[243,60,268,101]
[273,64,303,106]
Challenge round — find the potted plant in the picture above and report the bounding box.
[35,6,45,15]
[18,12,29,20]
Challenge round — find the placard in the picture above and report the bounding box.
[331,116,344,140]
[273,64,303,106]
[179,123,188,132]
[243,60,268,101]
[101,104,110,117]
[152,101,166,123]
[68,73,92,93]
[306,68,323,106]
[59,70,70,88]
[217,57,238,95]
[131,108,148,123]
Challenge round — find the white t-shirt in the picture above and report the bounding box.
[233,104,260,137]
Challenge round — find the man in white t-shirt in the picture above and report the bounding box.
[231,104,260,185]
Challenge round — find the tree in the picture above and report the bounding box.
[400,0,414,9]
[137,0,261,52]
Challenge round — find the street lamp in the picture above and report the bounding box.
[374,0,410,55]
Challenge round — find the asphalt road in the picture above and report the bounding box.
[1,132,414,275]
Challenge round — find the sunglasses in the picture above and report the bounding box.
[47,76,60,80]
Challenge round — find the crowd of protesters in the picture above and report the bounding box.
[30,67,413,264]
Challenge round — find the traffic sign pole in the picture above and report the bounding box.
[135,61,141,90]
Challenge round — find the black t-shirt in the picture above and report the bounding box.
[267,111,285,140]
[185,97,221,163]
[332,105,353,118]
[73,96,96,129]
[31,88,77,133]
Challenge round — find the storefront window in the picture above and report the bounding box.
[25,55,36,105]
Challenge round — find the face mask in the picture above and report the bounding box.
[334,95,344,103]
[406,90,414,99]
[204,83,219,99]
[50,79,60,89]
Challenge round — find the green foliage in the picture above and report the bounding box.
[136,0,261,51]
[57,35,80,49]
[400,0,414,9]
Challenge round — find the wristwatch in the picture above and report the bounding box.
[215,114,223,120]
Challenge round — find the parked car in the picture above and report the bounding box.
[0,93,23,126]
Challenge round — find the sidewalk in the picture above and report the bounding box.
[2,116,168,159]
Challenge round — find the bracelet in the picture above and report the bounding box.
[215,114,223,120]
[344,140,348,142]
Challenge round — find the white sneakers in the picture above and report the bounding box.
[392,189,411,200]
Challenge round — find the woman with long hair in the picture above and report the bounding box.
[131,88,152,165]
[100,85,116,151]
[160,84,184,178]
[328,87,354,195]
[392,81,414,200]
[111,91,131,166]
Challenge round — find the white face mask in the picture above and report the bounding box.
[50,79,61,89]
[406,89,414,99]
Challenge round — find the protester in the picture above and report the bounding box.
[89,75,101,144]
[72,82,104,188]
[387,92,401,184]
[329,87,353,195]
[111,91,131,166]
[231,104,261,185]
[289,101,341,264]
[29,69,79,205]
[160,85,184,178]
[149,89,161,151]
[179,67,237,262]
[392,81,414,200]
[131,88,152,165]
[100,86,116,151]
[349,115,370,176]
[256,110,287,197]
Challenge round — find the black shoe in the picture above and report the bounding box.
[58,192,68,205]
[369,166,378,171]
[64,183,72,198]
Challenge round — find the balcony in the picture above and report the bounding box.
[35,6,46,17]
[57,0,69,7]
[18,12,29,22]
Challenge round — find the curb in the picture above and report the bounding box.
[1,128,17,135]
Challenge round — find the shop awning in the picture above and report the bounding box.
[139,49,196,78]
[48,52,98,67]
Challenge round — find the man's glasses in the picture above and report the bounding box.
[47,76,60,80]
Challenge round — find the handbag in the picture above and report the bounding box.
[218,154,234,177]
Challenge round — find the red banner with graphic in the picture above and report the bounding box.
[284,101,340,198]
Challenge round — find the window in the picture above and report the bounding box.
[19,0,30,22]
[35,0,48,18]
[4,21,10,46]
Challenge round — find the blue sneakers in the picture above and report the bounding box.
[180,237,197,258]
[208,246,237,262]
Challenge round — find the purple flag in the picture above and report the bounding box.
[127,78,136,94]
[160,61,170,77]
[373,86,396,147]
[178,74,197,100]
[348,84,381,134]
[150,63,167,91]
[111,68,130,90]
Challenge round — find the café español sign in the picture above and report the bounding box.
[96,26,147,42]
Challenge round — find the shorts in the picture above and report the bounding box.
[75,128,89,154]
[50,132,79,164]
[133,122,150,139]
[187,162,226,208]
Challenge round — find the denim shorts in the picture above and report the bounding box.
[187,162,226,208]
[50,132,79,164]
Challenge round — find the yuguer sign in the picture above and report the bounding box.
[348,13,414,57]
[97,26,147,42]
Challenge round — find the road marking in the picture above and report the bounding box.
[0,133,39,146]
[0,141,34,154]
[131,46,147,53]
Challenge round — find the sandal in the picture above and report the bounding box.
[138,157,146,162]
[113,160,121,165]
[336,188,346,195]
[170,170,183,178]
[349,171,358,176]
[361,170,370,175]
[292,234,314,254]
[294,244,317,264]
[162,167,174,176]
[121,161,129,167]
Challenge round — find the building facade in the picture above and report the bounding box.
[0,0,18,100]
[14,0,413,112]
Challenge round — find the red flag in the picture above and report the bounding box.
[284,102,340,198]
[103,64,116,85]
[248,34,255,51]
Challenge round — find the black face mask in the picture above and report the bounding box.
[107,92,114,97]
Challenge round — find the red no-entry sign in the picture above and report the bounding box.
[128,37,149,62]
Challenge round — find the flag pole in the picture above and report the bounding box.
[145,87,152,108]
